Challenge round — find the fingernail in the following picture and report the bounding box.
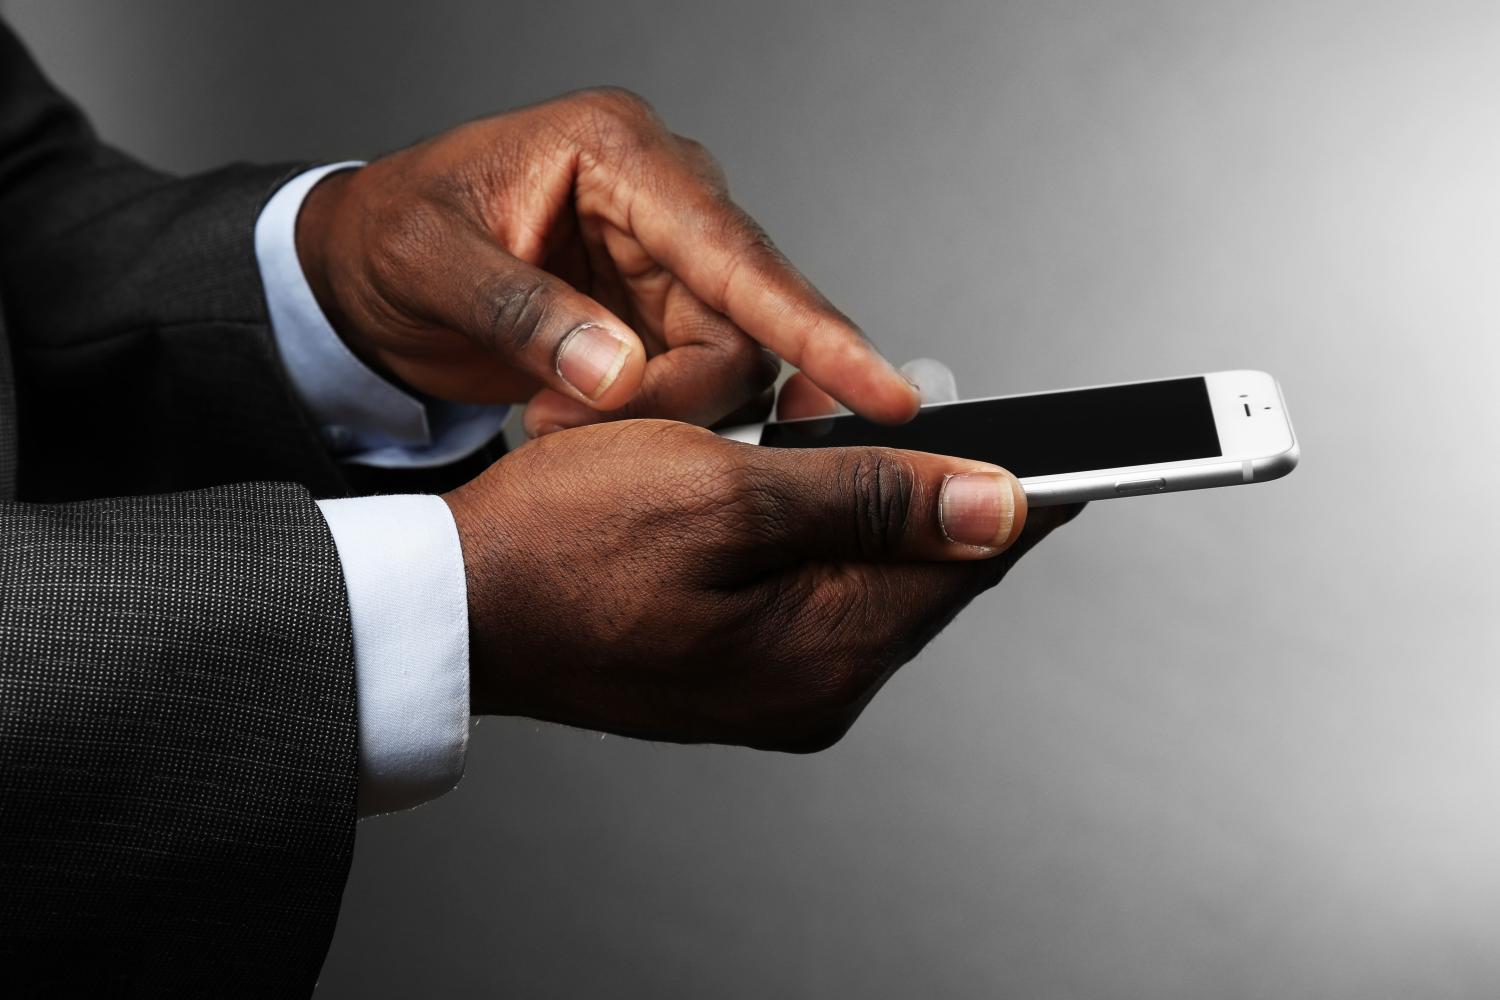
[556,323,631,400]
[939,473,1018,548]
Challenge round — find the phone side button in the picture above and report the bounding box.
[1114,477,1166,496]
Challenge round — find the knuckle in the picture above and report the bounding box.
[585,85,655,114]
[475,273,556,353]
[837,451,919,557]
[674,132,709,157]
[575,86,659,133]
[674,133,729,191]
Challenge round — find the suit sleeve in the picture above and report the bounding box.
[0,482,358,997]
[0,22,346,501]
[0,25,361,996]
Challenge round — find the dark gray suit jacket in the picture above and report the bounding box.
[0,22,380,998]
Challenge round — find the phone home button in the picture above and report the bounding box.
[1114,477,1166,496]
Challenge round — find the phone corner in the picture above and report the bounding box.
[1249,439,1300,483]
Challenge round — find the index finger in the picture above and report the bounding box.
[625,160,921,424]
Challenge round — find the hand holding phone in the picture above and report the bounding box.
[724,370,1299,506]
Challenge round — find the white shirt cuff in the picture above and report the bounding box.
[316,494,471,816]
[255,162,509,468]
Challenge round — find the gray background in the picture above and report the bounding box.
[8,1,1500,997]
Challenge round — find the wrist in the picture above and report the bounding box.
[295,169,382,372]
[441,485,505,717]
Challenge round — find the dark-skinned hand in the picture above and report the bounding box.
[444,420,1078,750]
[295,87,919,436]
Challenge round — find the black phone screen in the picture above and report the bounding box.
[758,377,1222,479]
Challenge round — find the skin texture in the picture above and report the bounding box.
[444,420,1078,751]
[296,87,921,437]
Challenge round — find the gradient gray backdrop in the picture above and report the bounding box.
[8,1,1500,997]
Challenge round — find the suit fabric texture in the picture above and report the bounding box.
[0,22,359,997]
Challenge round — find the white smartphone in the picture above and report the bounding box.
[721,369,1299,506]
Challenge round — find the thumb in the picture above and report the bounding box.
[760,445,1028,563]
[427,228,648,408]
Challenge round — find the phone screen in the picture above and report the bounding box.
[758,376,1223,478]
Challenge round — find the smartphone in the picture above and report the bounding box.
[721,370,1299,506]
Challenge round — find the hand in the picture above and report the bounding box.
[443,420,1075,751]
[296,88,920,437]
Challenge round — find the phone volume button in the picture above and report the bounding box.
[1114,477,1166,496]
